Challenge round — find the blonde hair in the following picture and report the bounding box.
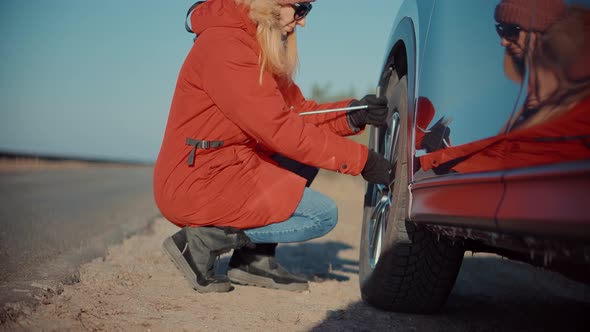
[235,0,299,83]
[520,5,590,128]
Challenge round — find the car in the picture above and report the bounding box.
[359,0,590,313]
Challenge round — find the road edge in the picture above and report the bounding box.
[0,214,161,325]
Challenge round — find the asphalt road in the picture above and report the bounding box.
[0,165,159,304]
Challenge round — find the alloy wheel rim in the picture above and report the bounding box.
[368,112,400,268]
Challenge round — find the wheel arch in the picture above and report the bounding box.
[377,16,418,190]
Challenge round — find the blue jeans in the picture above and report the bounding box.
[243,154,337,243]
[244,187,338,243]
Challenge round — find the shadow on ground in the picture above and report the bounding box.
[310,255,590,332]
[218,241,358,282]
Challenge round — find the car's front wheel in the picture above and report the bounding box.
[358,70,464,314]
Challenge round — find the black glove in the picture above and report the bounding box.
[361,150,395,185]
[347,94,389,128]
[420,117,451,153]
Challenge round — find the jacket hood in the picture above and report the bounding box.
[190,0,258,38]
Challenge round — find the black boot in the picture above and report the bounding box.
[228,243,309,291]
[162,226,253,293]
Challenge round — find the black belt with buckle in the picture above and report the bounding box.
[186,138,224,166]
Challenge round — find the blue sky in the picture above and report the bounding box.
[0,0,402,163]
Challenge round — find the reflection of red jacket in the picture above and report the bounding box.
[420,96,590,173]
[153,0,367,229]
[415,97,435,149]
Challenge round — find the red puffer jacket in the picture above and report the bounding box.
[153,0,368,229]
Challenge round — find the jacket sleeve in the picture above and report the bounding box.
[199,34,368,175]
[281,82,360,137]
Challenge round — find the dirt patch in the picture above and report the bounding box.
[2,171,589,331]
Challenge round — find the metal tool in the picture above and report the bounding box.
[299,104,368,116]
[300,85,382,116]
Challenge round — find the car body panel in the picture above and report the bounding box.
[416,0,528,154]
[409,172,504,230]
[392,0,524,231]
[496,161,590,239]
[380,0,435,83]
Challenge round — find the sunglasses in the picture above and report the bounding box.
[292,3,312,21]
[495,22,522,42]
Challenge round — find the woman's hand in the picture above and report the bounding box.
[420,117,451,153]
[361,150,395,185]
[347,95,389,128]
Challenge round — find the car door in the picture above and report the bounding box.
[409,0,534,231]
[495,1,590,239]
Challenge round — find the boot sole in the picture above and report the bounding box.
[228,268,309,292]
[162,237,231,293]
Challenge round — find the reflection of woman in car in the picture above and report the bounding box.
[517,6,590,129]
[494,0,567,129]
[495,0,566,74]
[417,5,590,173]
[412,0,569,159]
[153,0,394,294]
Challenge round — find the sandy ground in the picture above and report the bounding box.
[2,171,589,331]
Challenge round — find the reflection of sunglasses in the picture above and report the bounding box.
[495,23,522,42]
[292,3,312,21]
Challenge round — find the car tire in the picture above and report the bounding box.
[359,72,464,314]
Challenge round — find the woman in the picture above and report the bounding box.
[154,0,393,293]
